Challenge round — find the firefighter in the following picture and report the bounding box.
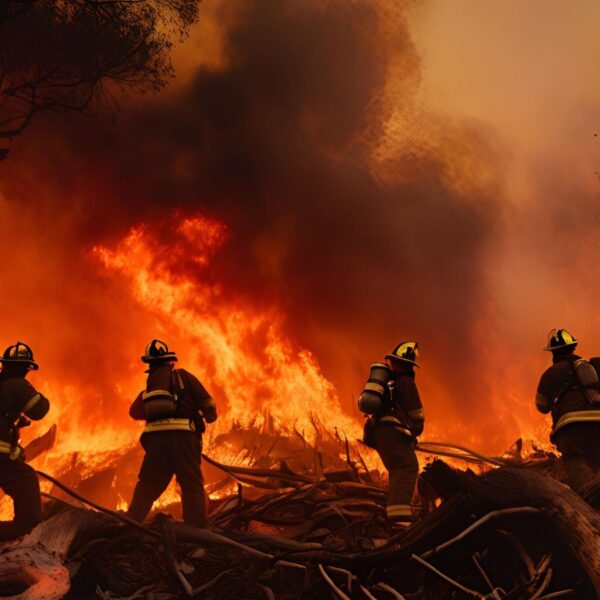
[0,342,50,541]
[127,339,217,528]
[358,341,425,523]
[536,328,600,493]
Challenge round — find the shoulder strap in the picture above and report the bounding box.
[173,369,205,429]
[171,369,194,413]
[555,360,577,405]
[173,369,185,392]
[554,357,597,407]
[381,381,393,408]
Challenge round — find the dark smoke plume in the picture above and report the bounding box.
[0,1,510,447]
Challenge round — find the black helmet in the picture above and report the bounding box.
[141,339,177,364]
[0,342,39,370]
[385,341,419,367]
[544,328,578,352]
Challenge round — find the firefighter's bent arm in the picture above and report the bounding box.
[9,380,49,421]
[404,379,424,436]
[200,397,217,423]
[408,407,425,436]
[129,391,146,420]
[536,370,554,414]
[185,372,217,423]
[535,392,552,414]
[23,392,49,420]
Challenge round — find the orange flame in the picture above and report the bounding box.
[93,214,363,443]
[0,212,554,522]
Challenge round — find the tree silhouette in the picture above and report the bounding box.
[0,0,200,158]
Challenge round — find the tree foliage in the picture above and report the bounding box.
[0,0,200,158]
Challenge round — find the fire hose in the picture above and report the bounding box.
[415,442,509,468]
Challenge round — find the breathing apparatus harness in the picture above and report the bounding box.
[552,356,600,411]
[357,362,416,447]
[142,368,206,435]
[546,356,600,440]
[357,362,391,416]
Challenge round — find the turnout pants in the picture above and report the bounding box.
[127,431,207,528]
[374,423,418,522]
[554,422,600,494]
[0,455,42,541]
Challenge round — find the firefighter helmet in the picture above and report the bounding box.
[141,339,178,363]
[544,328,578,352]
[385,341,419,367]
[0,342,39,370]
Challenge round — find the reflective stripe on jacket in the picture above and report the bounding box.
[143,418,196,434]
[386,503,413,519]
[537,355,600,440]
[551,410,600,439]
[0,440,22,460]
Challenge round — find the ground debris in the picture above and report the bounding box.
[3,425,597,599]
[2,453,598,599]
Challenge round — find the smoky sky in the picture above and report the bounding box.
[1,1,510,444]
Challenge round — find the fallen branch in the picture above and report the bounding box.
[318,563,351,600]
[201,453,313,484]
[36,470,162,540]
[411,554,485,599]
[420,507,540,559]
[374,581,407,599]
[423,461,600,595]
[160,519,193,597]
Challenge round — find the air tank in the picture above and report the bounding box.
[574,359,600,404]
[357,362,390,415]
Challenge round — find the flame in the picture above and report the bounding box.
[93,214,363,443]
[0,212,373,520]
[0,212,557,523]
[3,0,593,523]
[1,212,376,521]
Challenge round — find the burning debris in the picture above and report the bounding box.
[0,417,597,599]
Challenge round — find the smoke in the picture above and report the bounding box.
[0,0,524,451]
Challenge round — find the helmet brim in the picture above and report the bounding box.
[543,341,578,352]
[385,354,420,368]
[141,353,178,364]
[0,358,39,370]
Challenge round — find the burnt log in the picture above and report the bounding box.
[2,448,596,599]
[0,506,117,600]
[423,460,600,596]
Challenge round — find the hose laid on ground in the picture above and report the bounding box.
[201,453,313,483]
[415,442,509,468]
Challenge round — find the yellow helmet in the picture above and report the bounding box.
[0,342,39,370]
[543,328,578,352]
[385,341,419,367]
